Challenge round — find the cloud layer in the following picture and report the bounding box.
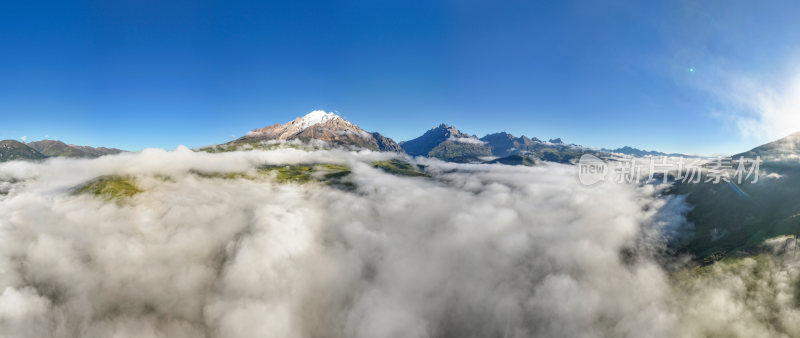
[0,148,796,337]
[447,136,486,145]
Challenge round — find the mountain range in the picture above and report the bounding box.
[602,146,693,158]
[214,112,604,164]
[0,140,123,162]
[4,111,800,165]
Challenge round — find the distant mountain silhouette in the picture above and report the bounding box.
[0,139,123,162]
[603,146,692,158]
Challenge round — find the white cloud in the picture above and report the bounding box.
[0,147,793,337]
[447,136,486,145]
[708,65,800,141]
[19,136,26,142]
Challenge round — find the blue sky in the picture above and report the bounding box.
[2,0,800,154]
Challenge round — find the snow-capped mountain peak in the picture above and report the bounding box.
[236,111,403,152]
[245,111,345,137]
[292,110,341,130]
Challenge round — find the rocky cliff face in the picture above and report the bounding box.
[480,132,539,157]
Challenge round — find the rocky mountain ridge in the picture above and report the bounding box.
[0,139,123,162]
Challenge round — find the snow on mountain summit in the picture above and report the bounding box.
[294,110,341,130]
[236,111,403,152]
[245,111,345,137]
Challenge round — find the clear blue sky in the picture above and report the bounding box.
[2,0,800,154]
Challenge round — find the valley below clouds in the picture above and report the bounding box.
[0,147,798,337]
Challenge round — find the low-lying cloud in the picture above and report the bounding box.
[0,147,796,337]
[447,136,486,145]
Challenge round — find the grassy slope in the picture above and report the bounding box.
[28,140,95,158]
[671,161,800,260]
[77,176,142,202]
[371,159,429,177]
[486,155,536,166]
[427,142,492,163]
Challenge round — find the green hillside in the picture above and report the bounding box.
[670,161,800,260]
[0,140,46,162]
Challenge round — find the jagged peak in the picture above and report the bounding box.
[428,123,464,135]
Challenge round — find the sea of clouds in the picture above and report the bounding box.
[0,147,798,337]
